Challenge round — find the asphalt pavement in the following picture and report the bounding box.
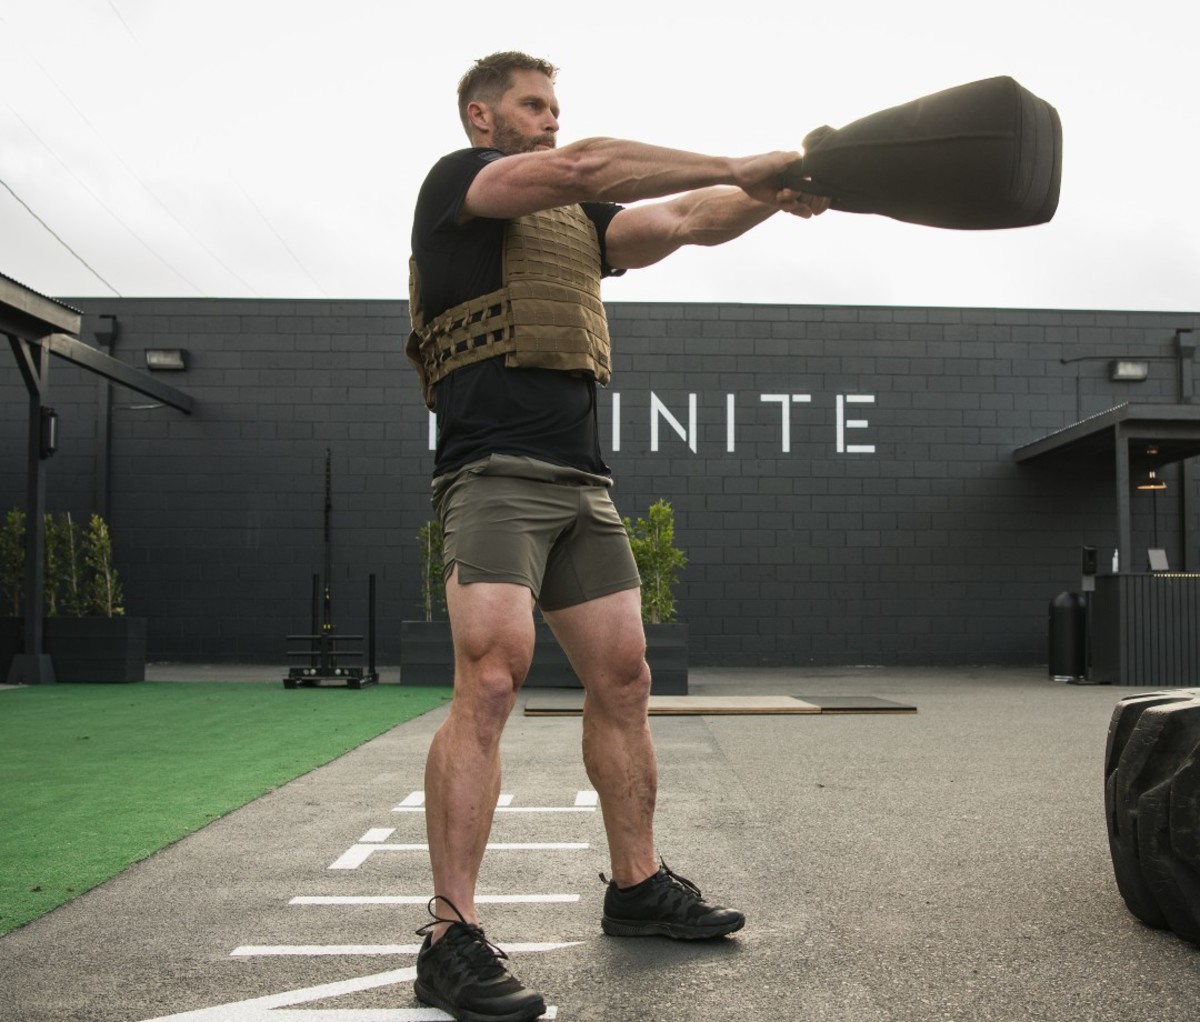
[1,664,1198,1022]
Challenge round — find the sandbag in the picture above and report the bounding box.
[780,76,1062,230]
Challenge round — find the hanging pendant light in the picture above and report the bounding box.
[1137,469,1167,491]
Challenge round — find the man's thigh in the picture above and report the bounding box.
[439,472,575,595]
[542,586,647,688]
[436,464,639,610]
[539,486,640,612]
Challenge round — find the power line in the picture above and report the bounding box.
[1,7,259,297]
[241,187,329,297]
[6,104,209,295]
[104,1,142,49]
[3,5,333,299]
[0,171,120,295]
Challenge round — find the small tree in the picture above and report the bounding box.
[83,514,124,617]
[623,499,687,625]
[419,519,446,622]
[0,508,25,616]
[49,513,87,618]
[43,513,62,617]
[3,509,124,617]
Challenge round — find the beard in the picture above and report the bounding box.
[492,114,555,155]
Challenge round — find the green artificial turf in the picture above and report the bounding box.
[0,681,450,934]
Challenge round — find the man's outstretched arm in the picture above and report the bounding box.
[461,137,803,224]
[604,185,828,270]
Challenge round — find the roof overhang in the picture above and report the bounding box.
[1013,403,1200,471]
[0,271,81,338]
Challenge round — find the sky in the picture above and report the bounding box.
[0,0,1197,312]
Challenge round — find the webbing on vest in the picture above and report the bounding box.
[406,204,612,410]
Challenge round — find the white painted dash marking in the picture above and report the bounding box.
[329,842,588,870]
[231,942,581,957]
[359,828,394,843]
[136,963,562,1020]
[393,791,597,813]
[291,894,580,906]
[232,944,423,957]
[494,805,595,813]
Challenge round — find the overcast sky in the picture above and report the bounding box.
[1,0,1196,312]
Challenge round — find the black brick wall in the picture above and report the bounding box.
[3,298,1197,666]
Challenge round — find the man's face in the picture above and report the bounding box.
[488,69,560,155]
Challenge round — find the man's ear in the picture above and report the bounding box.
[465,100,491,141]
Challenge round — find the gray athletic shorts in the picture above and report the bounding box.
[431,454,641,612]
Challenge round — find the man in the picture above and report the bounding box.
[407,51,827,1022]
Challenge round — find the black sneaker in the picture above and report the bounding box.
[414,897,546,1022]
[600,860,745,939]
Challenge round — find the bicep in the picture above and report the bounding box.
[461,151,584,222]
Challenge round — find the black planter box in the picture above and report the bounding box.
[399,621,687,694]
[398,621,454,687]
[0,617,21,680]
[45,617,147,683]
[1,616,147,683]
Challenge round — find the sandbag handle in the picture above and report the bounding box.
[779,123,844,197]
[778,159,837,198]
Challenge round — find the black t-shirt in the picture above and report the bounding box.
[410,148,624,477]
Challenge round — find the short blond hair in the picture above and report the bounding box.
[457,51,557,136]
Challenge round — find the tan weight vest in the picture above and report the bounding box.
[406,204,612,410]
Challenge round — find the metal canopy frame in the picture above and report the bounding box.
[1014,402,1200,572]
[2,273,194,684]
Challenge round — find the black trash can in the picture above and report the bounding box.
[1048,591,1087,682]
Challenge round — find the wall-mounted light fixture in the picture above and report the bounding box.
[1109,359,1149,382]
[39,407,58,459]
[145,348,188,371]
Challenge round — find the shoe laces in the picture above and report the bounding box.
[600,858,703,897]
[415,895,510,975]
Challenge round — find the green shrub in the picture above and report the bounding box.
[1,509,124,617]
[419,519,445,622]
[1,509,25,616]
[83,514,124,617]
[622,499,687,625]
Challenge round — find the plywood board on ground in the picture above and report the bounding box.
[524,694,916,716]
[798,695,918,713]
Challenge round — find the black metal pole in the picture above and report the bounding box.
[309,573,319,669]
[322,449,333,670]
[1177,330,1195,570]
[6,335,55,684]
[368,573,376,674]
[22,356,48,674]
[92,316,116,522]
[322,448,332,633]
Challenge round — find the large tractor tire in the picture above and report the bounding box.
[1104,689,1200,942]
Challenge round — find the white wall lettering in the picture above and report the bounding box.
[429,391,878,456]
[651,392,697,453]
[760,394,813,454]
[837,394,876,453]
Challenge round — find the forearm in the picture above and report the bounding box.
[666,186,778,247]
[562,137,742,204]
[605,187,777,270]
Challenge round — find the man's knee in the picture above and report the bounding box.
[455,660,525,713]
[587,652,651,711]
